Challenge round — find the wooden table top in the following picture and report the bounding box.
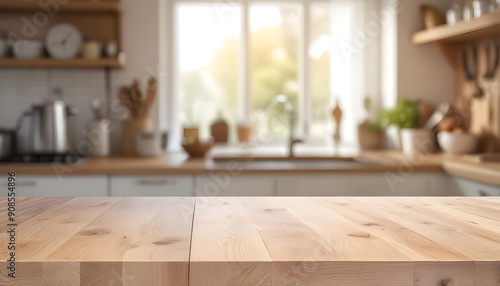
[0,197,195,286]
[1,197,499,285]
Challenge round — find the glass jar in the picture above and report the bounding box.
[446,3,463,24]
[472,0,487,17]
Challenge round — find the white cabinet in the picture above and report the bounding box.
[450,177,500,196]
[194,174,275,196]
[195,172,448,197]
[0,175,108,197]
[276,173,451,196]
[110,175,194,197]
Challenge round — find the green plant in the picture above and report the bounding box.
[359,97,384,133]
[379,99,420,129]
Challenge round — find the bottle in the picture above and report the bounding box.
[210,113,229,143]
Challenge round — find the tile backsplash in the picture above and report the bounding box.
[0,68,114,152]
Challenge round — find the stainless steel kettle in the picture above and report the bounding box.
[17,99,77,154]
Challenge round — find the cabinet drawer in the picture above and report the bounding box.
[110,175,194,197]
[195,174,275,196]
[0,175,108,197]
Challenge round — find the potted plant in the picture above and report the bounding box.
[380,99,435,155]
[358,97,385,150]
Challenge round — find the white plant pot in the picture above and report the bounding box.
[385,126,401,150]
[400,128,436,156]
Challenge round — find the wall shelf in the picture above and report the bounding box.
[0,0,124,69]
[0,58,125,69]
[412,10,500,45]
[0,1,121,14]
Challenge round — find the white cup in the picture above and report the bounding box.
[400,128,436,156]
[88,119,111,157]
[135,132,167,157]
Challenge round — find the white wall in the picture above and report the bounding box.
[396,0,455,106]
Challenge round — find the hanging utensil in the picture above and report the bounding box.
[462,44,475,81]
[484,38,500,80]
[463,43,485,99]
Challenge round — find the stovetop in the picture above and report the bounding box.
[0,153,83,164]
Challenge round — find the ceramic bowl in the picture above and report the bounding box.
[182,138,214,158]
[12,40,44,59]
[438,131,478,154]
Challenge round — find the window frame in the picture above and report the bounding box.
[165,0,331,147]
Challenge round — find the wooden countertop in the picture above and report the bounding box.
[1,197,499,285]
[0,151,499,186]
[0,151,444,175]
[0,197,194,285]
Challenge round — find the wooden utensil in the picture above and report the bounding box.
[137,77,157,118]
[332,104,343,149]
[129,79,143,112]
[120,87,134,116]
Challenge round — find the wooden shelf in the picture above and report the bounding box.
[412,10,500,45]
[0,58,125,69]
[0,1,122,14]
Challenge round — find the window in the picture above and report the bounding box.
[170,0,385,147]
[177,4,241,139]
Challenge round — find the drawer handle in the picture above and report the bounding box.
[137,179,176,186]
[479,190,490,196]
[17,181,37,187]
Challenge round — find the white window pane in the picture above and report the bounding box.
[177,4,241,139]
[310,3,332,140]
[250,3,300,139]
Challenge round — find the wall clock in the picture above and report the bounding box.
[46,24,83,60]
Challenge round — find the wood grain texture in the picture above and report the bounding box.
[1,197,500,285]
[0,197,194,286]
[190,197,500,285]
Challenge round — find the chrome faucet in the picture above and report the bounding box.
[267,95,302,157]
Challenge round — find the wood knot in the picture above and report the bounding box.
[79,228,110,236]
[264,208,283,212]
[440,278,450,286]
[363,223,378,227]
[153,238,180,246]
[347,233,371,239]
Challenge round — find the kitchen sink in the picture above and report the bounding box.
[208,146,380,170]
[210,156,375,170]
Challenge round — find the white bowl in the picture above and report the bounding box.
[438,132,478,154]
[12,40,44,59]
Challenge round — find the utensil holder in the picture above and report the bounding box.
[122,117,153,156]
[89,119,111,157]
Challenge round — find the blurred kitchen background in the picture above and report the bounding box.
[0,0,498,161]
